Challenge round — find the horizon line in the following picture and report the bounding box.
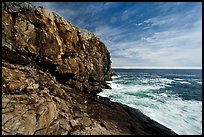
[112,67,202,69]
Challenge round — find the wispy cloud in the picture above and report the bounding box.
[32,2,80,21]
[110,18,202,67]
[98,4,202,68]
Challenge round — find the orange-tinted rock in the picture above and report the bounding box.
[2,2,112,94]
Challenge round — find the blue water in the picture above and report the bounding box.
[98,69,202,135]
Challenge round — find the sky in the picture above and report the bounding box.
[32,2,202,69]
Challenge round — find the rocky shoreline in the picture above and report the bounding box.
[2,2,177,135]
[2,61,177,135]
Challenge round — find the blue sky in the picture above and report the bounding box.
[33,2,202,68]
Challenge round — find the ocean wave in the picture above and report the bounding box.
[141,75,154,77]
[197,82,202,85]
[107,82,163,93]
[105,82,122,90]
[165,74,196,77]
[112,75,121,79]
[139,73,149,75]
[98,89,202,135]
[174,78,184,81]
[156,75,162,78]
[140,78,175,88]
[158,93,168,97]
[179,81,191,84]
[100,70,202,135]
[173,78,191,84]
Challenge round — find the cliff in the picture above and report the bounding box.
[2,2,177,135]
[2,2,112,94]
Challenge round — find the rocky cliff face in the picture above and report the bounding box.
[2,2,177,135]
[2,2,112,94]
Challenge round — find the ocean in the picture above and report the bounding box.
[98,69,202,135]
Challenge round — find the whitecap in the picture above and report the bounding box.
[141,78,175,85]
[121,84,163,94]
[139,73,149,75]
[112,75,121,79]
[179,81,191,84]
[174,78,184,81]
[197,82,202,85]
[156,75,162,78]
[166,74,196,77]
[142,75,154,77]
[159,93,168,97]
[106,82,122,90]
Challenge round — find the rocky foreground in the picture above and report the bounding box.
[2,2,177,135]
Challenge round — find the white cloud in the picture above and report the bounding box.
[109,16,202,68]
[135,22,143,26]
[84,2,115,17]
[93,25,127,44]
[121,10,129,21]
[120,7,141,22]
[143,14,178,28]
[32,2,80,21]
[113,3,202,67]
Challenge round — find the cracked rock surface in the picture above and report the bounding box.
[2,2,112,94]
[2,62,119,135]
[2,2,177,135]
[2,62,177,135]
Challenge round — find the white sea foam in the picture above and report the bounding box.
[129,84,162,92]
[141,78,175,88]
[197,81,202,85]
[179,81,191,84]
[166,74,196,77]
[138,99,202,135]
[98,80,202,135]
[158,93,168,97]
[99,70,202,135]
[112,75,121,79]
[139,73,149,75]
[104,81,163,93]
[174,78,184,81]
[147,78,175,84]
[105,82,121,90]
[174,78,192,84]
[142,74,154,77]
[156,75,162,78]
